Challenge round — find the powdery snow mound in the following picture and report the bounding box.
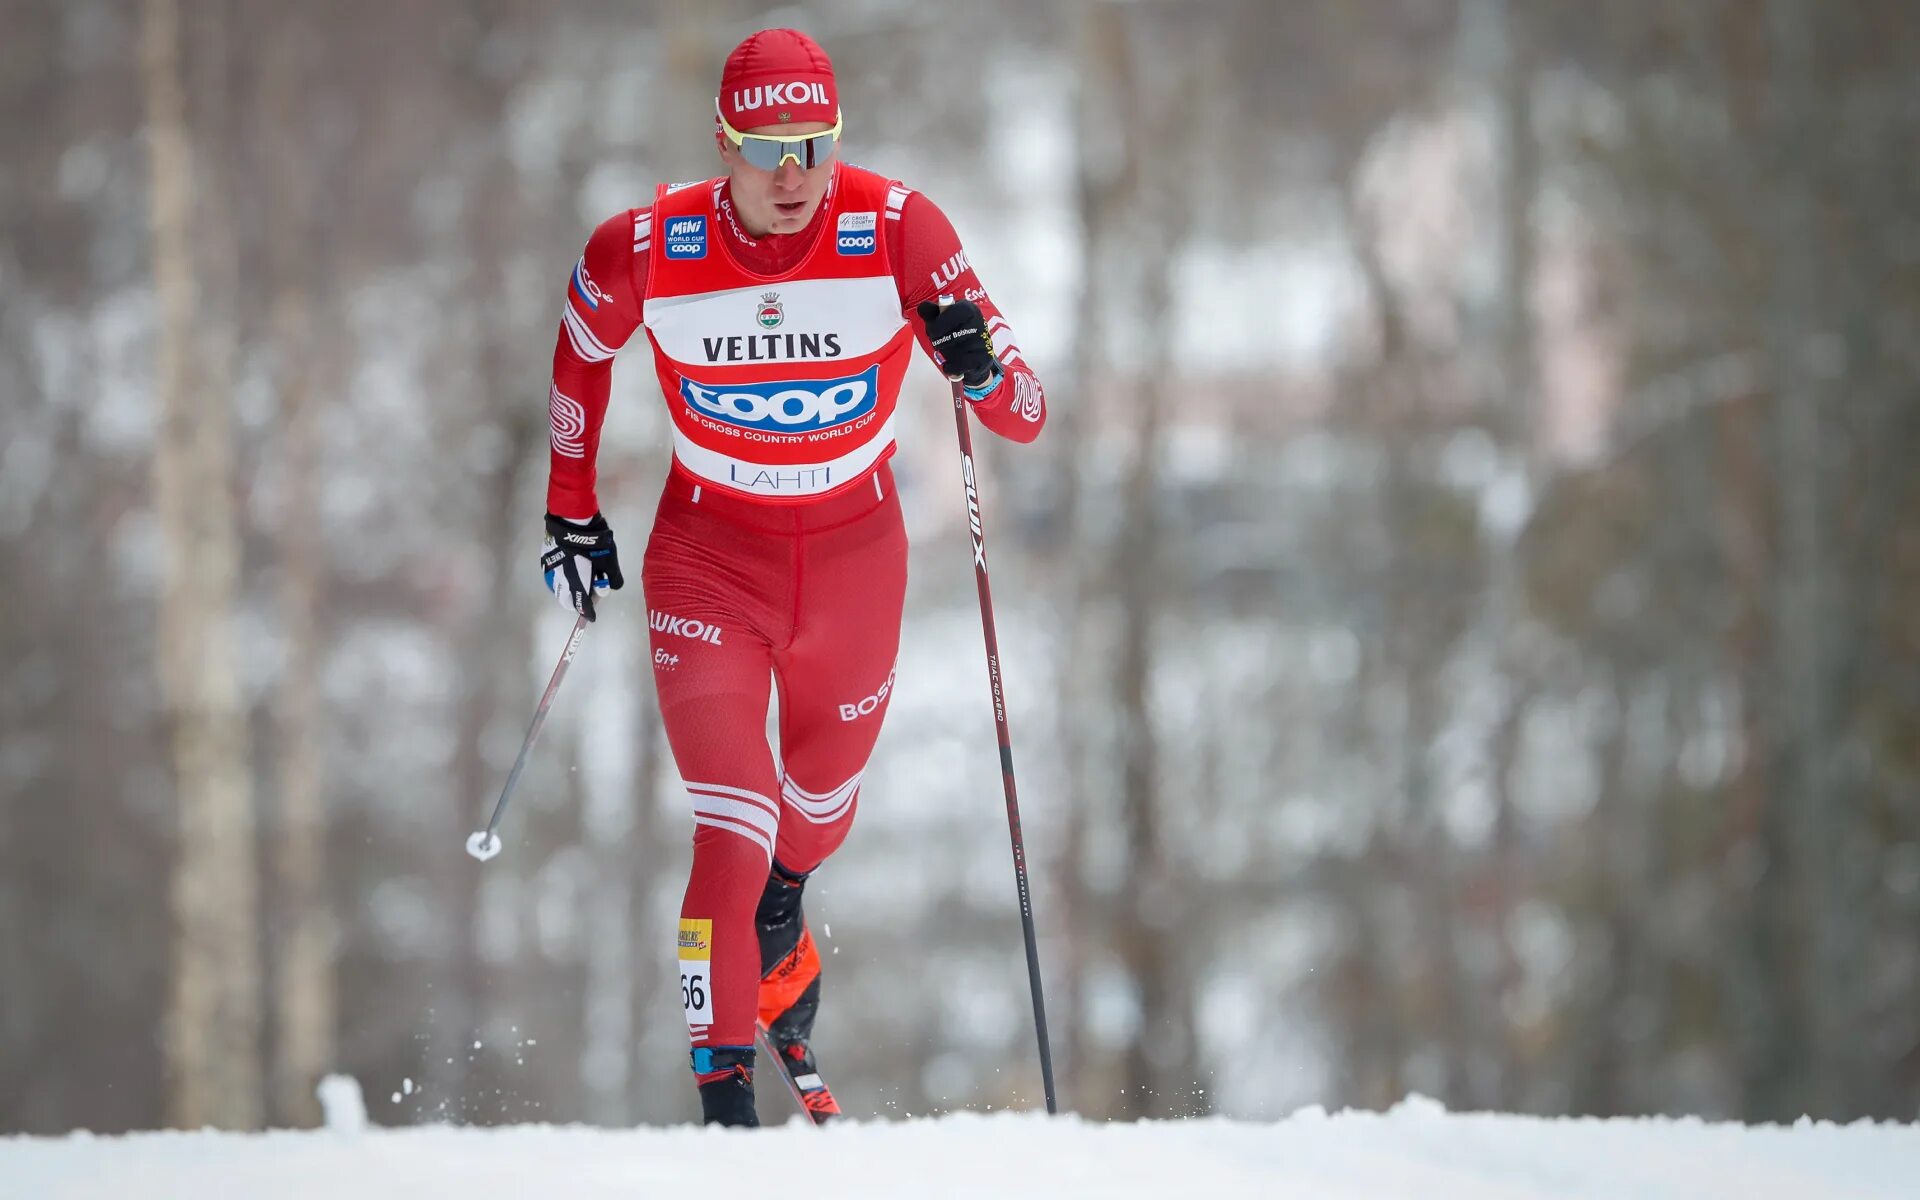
[5,1097,1918,1200]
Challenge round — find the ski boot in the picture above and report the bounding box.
[692,1045,759,1127]
[756,864,842,1123]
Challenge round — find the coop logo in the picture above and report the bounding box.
[663,215,707,259]
[838,666,897,722]
[650,610,724,645]
[837,211,877,256]
[570,256,612,310]
[679,365,879,433]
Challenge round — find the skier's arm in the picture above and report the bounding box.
[892,190,1047,443]
[547,210,647,520]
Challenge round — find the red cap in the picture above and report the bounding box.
[717,28,838,131]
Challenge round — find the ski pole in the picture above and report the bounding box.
[465,613,589,862]
[949,377,1060,1115]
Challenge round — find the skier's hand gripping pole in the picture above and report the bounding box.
[942,294,1060,1114]
[465,613,589,862]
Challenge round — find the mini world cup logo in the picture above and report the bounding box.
[756,292,784,329]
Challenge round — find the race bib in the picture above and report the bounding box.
[679,917,713,1027]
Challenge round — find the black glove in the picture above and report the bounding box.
[541,511,624,621]
[917,299,999,390]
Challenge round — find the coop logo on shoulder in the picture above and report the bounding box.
[664,215,708,259]
[837,211,877,256]
[570,256,611,310]
[679,365,880,433]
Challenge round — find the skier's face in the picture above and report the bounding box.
[719,119,837,237]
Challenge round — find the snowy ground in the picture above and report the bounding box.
[5,1095,1918,1200]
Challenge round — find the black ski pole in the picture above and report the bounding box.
[949,376,1060,1115]
[465,613,589,862]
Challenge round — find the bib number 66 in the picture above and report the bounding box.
[681,970,709,1020]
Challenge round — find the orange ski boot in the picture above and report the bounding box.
[756,866,842,1123]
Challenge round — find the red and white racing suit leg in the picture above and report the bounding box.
[770,471,908,876]
[642,462,906,1058]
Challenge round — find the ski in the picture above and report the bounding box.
[755,1021,841,1125]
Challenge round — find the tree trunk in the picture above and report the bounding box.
[1762,0,1852,1120]
[267,269,334,1130]
[143,0,262,1131]
[1482,0,1541,1108]
[1049,0,1137,1112]
[260,10,336,1129]
[1113,174,1202,1121]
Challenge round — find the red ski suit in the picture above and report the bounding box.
[545,162,1045,1054]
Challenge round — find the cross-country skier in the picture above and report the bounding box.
[538,28,1047,1127]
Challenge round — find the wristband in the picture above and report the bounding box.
[962,362,1004,402]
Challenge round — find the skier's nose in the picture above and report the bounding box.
[772,159,805,190]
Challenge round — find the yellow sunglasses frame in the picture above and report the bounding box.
[716,102,845,168]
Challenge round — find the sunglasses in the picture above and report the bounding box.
[717,104,843,171]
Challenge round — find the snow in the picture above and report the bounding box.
[311,1076,367,1137]
[5,1097,1916,1200]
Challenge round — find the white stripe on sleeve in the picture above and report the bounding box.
[561,302,615,362]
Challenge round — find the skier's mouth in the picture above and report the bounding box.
[774,200,806,217]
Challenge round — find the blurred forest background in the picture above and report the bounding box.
[4,0,1919,1134]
